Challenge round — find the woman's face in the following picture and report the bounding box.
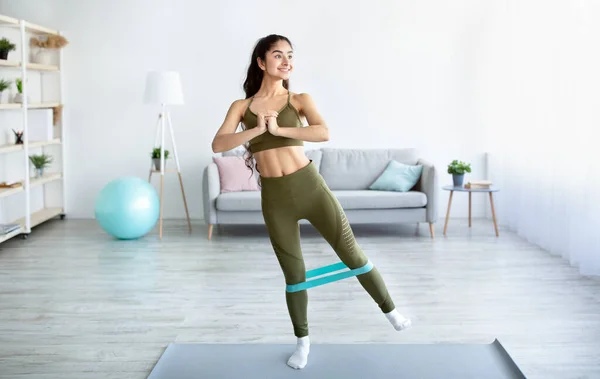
[260,40,294,80]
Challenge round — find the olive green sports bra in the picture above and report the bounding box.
[243,91,304,153]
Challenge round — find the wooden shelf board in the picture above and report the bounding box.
[30,172,62,188]
[0,60,59,71]
[0,226,23,243]
[0,173,61,200]
[0,59,19,68]
[0,185,23,199]
[27,62,59,71]
[14,207,63,229]
[0,138,62,154]
[24,21,60,36]
[0,142,24,154]
[0,102,61,110]
[0,14,19,26]
[30,138,62,148]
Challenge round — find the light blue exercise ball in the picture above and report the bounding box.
[95,176,160,240]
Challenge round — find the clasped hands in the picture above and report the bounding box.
[256,111,280,136]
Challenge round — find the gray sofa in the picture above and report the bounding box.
[203,148,438,239]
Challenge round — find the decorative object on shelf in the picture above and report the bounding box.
[0,181,22,189]
[29,153,53,178]
[14,78,29,104]
[52,104,63,125]
[447,159,471,187]
[0,78,10,102]
[0,223,20,235]
[29,34,69,65]
[144,70,191,238]
[0,37,15,60]
[151,147,170,170]
[12,128,23,144]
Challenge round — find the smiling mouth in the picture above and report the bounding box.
[278,68,290,72]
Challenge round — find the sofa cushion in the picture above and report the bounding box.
[213,156,260,193]
[217,191,262,211]
[333,190,427,209]
[216,190,426,211]
[319,148,420,190]
[369,160,423,192]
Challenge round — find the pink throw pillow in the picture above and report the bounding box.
[213,156,260,192]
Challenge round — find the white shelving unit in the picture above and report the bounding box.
[0,14,66,244]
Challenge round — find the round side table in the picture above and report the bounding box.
[442,185,500,237]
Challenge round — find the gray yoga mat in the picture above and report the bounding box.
[147,339,526,378]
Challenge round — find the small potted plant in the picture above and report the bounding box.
[14,78,28,103]
[151,147,169,170]
[0,37,16,60]
[29,153,53,178]
[0,78,11,102]
[447,159,471,187]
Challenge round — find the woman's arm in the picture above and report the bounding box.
[212,99,266,153]
[272,93,329,142]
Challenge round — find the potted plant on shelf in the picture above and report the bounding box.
[30,35,69,65]
[447,159,471,187]
[0,78,10,103]
[151,147,170,170]
[0,37,16,60]
[14,78,29,103]
[29,153,53,178]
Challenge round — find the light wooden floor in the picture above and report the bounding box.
[0,218,599,378]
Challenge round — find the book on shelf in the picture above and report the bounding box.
[0,181,22,189]
[0,223,20,235]
[465,180,492,189]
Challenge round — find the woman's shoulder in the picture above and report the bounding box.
[289,92,314,110]
[228,97,253,115]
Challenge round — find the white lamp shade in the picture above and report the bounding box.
[144,71,184,105]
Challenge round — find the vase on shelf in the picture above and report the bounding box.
[14,93,29,104]
[33,48,52,65]
[34,168,44,178]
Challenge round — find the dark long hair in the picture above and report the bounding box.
[241,34,293,176]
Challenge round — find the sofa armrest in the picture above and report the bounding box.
[203,162,221,225]
[417,158,438,223]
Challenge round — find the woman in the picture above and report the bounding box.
[211,34,411,370]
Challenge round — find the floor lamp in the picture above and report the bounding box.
[144,71,192,238]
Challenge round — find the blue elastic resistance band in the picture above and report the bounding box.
[286,260,374,293]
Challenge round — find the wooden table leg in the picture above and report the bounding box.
[468,192,472,228]
[443,191,453,236]
[489,192,499,237]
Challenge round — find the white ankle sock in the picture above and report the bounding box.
[385,309,411,331]
[287,336,310,369]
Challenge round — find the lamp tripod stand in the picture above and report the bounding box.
[148,103,192,239]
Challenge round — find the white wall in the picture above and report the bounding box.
[0,0,496,221]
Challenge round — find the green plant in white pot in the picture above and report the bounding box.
[151,147,170,170]
[0,78,10,103]
[29,153,53,178]
[447,159,471,187]
[14,78,29,103]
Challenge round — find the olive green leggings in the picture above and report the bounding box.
[260,161,396,338]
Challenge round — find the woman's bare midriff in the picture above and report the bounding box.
[254,146,311,178]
